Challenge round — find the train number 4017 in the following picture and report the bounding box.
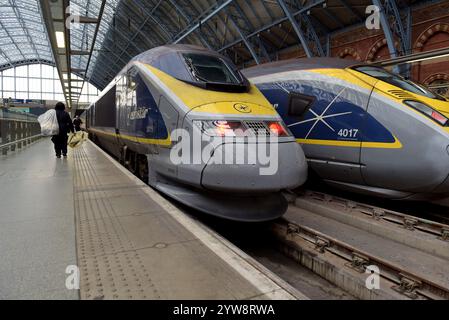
[338,128,358,138]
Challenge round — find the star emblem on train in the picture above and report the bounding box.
[233,103,252,113]
[287,88,352,138]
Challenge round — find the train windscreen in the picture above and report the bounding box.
[354,66,445,101]
[183,53,243,84]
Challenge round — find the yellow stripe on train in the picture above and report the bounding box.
[90,128,172,146]
[297,137,403,149]
[145,64,278,116]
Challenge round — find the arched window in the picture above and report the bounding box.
[0,63,99,103]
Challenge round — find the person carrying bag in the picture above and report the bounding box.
[39,102,74,158]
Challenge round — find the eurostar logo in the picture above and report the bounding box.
[233,103,251,113]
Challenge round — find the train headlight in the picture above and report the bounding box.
[195,120,291,137]
[196,120,249,137]
[404,100,449,126]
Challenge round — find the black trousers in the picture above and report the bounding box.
[51,134,68,156]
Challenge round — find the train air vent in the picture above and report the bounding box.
[388,90,415,100]
[244,121,270,136]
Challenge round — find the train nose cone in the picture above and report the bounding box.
[201,140,307,192]
[432,145,449,195]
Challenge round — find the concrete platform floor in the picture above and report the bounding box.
[0,138,300,300]
[0,138,77,299]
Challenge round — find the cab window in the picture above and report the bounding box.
[288,93,315,117]
[354,66,444,100]
[183,53,242,84]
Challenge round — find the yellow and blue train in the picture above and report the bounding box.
[84,45,307,221]
[243,58,449,200]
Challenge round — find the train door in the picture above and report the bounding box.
[117,68,139,145]
[359,86,407,194]
[150,95,178,179]
[285,80,372,185]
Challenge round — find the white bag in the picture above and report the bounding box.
[38,109,59,136]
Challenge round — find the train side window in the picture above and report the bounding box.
[288,93,315,117]
[127,68,138,91]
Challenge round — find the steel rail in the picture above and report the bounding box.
[273,218,449,300]
[300,190,449,241]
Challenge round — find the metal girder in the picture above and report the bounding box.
[224,1,271,64]
[94,53,122,77]
[218,0,325,54]
[147,0,183,37]
[257,36,271,60]
[70,50,90,55]
[111,1,162,48]
[73,0,106,104]
[101,41,132,65]
[0,49,14,69]
[106,20,150,54]
[201,0,238,49]
[8,0,41,62]
[132,0,172,41]
[338,0,364,22]
[321,3,344,28]
[173,0,234,44]
[0,19,26,61]
[74,0,94,71]
[90,54,120,79]
[228,16,260,64]
[372,0,411,57]
[167,0,217,49]
[241,0,264,27]
[40,0,72,108]
[258,0,275,22]
[276,0,324,57]
[372,0,412,76]
[0,59,55,72]
[78,16,98,24]
[112,0,165,66]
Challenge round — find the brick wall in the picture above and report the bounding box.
[269,1,449,95]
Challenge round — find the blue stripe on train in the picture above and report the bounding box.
[119,73,168,140]
[258,84,395,144]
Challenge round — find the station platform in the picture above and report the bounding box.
[0,138,303,300]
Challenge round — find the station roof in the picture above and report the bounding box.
[0,0,434,107]
[0,0,53,67]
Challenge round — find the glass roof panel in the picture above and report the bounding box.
[82,0,120,80]
[0,0,53,70]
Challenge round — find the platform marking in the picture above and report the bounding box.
[87,140,307,300]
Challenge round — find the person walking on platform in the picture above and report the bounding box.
[51,102,74,158]
[73,115,83,132]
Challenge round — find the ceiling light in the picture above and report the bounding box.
[55,31,65,48]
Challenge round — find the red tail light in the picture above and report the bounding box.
[404,100,448,126]
[431,111,448,126]
[267,121,289,137]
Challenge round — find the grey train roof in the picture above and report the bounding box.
[131,44,241,82]
[242,58,364,78]
[132,44,216,65]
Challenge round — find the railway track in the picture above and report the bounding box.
[299,190,449,242]
[271,191,449,300]
[108,144,449,300]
